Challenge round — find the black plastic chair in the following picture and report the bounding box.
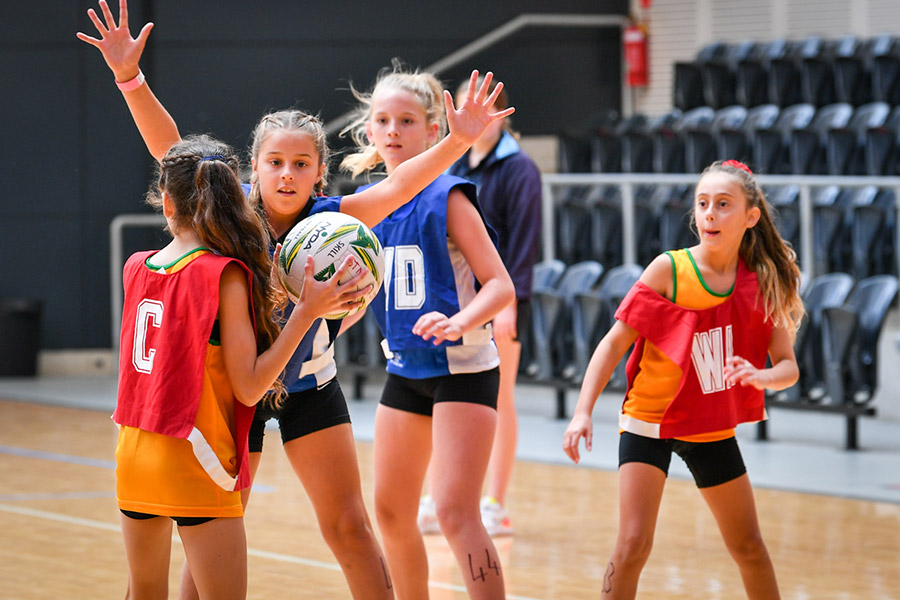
[752,103,815,174]
[789,103,854,175]
[833,34,893,106]
[851,187,897,279]
[820,275,899,407]
[864,105,900,176]
[768,185,801,250]
[521,259,566,376]
[530,261,605,382]
[653,107,714,173]
[769,39,816,107]
[553,186,593,265]
[586,185,624,268]
[588,111,631,173]
[622,110,682,173]
[717,103,779,165]
[685,105,747,173]
[657,185,696,252]
[871,35,900,106]
[736,39,789,107]
[826,102,890,175]
[701,41,760,109]
[812,186,854,276]
[570,264,643,385]
[674,42,728,111]
[782,272,855,403]
[799,37,840,107]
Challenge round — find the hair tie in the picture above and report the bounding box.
[199,154,226,162]
[723,159,752,175]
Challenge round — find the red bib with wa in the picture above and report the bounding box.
[614,260,772,438]
[114,250,256,488]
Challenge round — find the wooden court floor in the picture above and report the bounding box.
[1,398,898,599]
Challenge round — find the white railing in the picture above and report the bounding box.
[109,173,900,350]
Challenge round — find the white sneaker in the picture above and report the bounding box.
[480,496,513,536]
[417,496,441,534]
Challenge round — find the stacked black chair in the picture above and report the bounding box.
[871,35,900,106]
[653,107,714,173]
[769,39,815,107]
[674,42,728,111]
[621,110,682,173]
[521,260,566,377]
[864,104,900,175]
[530,261,606,417]
[553,186,593,265]
[736,38,789,107]
[851,187,897,279]
[768,185,801,250]
[685,105,747,172]
[634,185,663,266]
[780,272,855,403]
[570,264,644,385]
[657,185,696,252]
[820,275,898,449]
[833,34,893,106]
[812,185,854,276]
[752,103,815,174]
[588,111,631,173]
[789,103,853,174]
[701,40,761,109]
[799,37,841,107]
[826,102,890,175]
[586,185,624,269]
[717,103,780,165]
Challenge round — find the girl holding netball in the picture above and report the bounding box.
[563,159,803,599]
[114,134,368,599]
[341,62,515,600]
[78,1,511,598]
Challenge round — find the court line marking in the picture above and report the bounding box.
[0,502,544,600]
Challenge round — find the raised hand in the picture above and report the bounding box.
[444,70,516,146]
[76,0,152,82]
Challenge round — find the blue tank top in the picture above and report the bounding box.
[357,175,500,378]
[242,184,344,392]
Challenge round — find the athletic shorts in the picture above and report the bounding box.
[618,431,747,488]
[120,509,214,527]
[248,379,350,452]
[379,368,500,417]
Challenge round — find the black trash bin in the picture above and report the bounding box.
[0,299,43,377]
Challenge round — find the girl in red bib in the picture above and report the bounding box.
[563,160,804,599]
[114,135,367,600]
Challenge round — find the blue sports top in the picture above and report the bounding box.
[357,175,500,379]
[242,183,343,393]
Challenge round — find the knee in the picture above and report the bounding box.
[433,498,476,539]
[320,505,375,552]
[726,532,771,566]
[612,529,655,569]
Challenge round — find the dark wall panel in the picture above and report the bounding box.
[0,0,625,351]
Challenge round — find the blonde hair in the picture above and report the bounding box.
[695,160,805,337]
[340,60,446,177]
[246,109,329,217]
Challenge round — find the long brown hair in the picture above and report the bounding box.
[696,160,805,337]
[149,134,287,403]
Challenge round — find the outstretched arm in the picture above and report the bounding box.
[77,0,180,161]
[339,71,516,228]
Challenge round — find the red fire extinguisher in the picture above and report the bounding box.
[624,22,649,87]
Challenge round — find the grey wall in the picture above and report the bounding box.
[0,0,626,350]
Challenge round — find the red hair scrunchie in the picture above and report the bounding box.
[723,159,753,175]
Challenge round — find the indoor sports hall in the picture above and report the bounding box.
[2,1,900,598]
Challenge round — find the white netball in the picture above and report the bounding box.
[277,211,385,320]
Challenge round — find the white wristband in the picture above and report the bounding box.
[116,70,145,92]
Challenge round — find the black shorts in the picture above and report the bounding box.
[379,368,500,417]
[120,509,214,527]
[618,431,747,488]
[248,379,351,453]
